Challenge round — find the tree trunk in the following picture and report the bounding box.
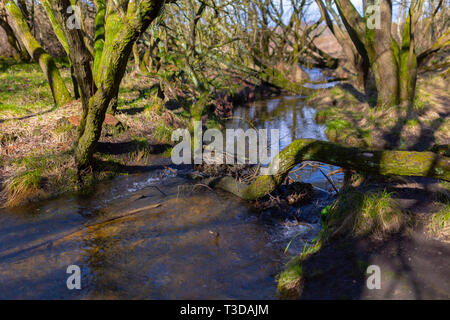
[92,0,106,83]
[133,42,141,73]
[75,0,165,169]
[364,0,399,107]
[4,0,72,106]
[45,0,95,115]
[206,139,450,200]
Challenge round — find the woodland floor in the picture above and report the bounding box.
[0,61,184,206]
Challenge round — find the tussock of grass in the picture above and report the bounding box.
[325,190,410,240]
[427,204,450,242]
[2,152,76,207]
[4,169,43,206]
[130,137,151,162]
[154,122,174,143]
[277,257,304,299]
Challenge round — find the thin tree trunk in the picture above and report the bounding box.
[0,16,28,60]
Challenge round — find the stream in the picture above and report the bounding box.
[0,95,343,299]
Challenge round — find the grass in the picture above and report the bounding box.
[427,204,450,242]
[306,72,449,150]
[0,60,199,207]
[276,238,322,299]
[277,259,304,299]
[325,190,410,240]
[0,61,71,119]
[277,189,412,299]
[2,151,76,207]
[153,122,174,143]
[130,137,151,162]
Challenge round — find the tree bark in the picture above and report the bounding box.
[206,139,450,200]
[0,13,28,60]
[45,0,95,117]
[75,0,165,169]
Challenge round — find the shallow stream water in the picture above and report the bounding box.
[0,95,342,299]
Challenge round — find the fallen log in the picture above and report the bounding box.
[205,139,450,200]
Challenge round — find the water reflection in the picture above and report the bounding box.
[228,96,343,190]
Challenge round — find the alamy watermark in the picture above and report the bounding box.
[366,265,381,290]
[66,5,81,30]
[66,265,81,290]
[366,1,381,30]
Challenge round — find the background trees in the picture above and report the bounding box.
[317,0,449,107]
[0,0,448,170]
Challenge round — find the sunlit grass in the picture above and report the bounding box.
[325,190,411,240]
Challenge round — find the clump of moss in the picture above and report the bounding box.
[276,239,322,299]
[427,204,450,242]
[325,190,411,240]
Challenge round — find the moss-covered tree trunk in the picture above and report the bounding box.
[45,0,95,118]
[92,0,106,82]
[206,139,450,200]
[75,0,165,168]
[331,0,446,108]
[3,0,72,107]
[363,0,399,107]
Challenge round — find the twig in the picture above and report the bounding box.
[320,169,339,194]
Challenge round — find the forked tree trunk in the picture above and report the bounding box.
[331,0,446,107]
[4,0,72,106]
[75,0,165,168]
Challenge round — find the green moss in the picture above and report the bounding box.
[326,119,352,131]
[326,190,410,239]
[405,119,420,127]
[277,258,304,298]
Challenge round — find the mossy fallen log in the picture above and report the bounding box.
[205,139,450,200]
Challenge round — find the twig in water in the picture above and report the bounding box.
[320,169,339,194]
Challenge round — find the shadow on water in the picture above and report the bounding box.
[0,96,341,299]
